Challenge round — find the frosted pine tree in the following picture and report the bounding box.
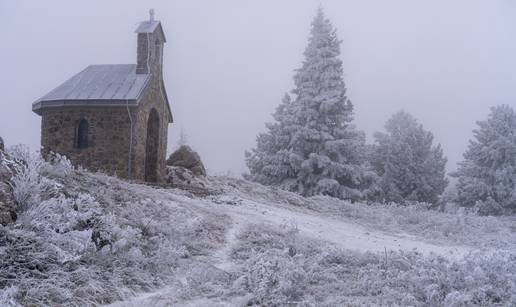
[246,8,374,200]
[371,111,448,204]
[246,94,298,187]
[452,105,516,215]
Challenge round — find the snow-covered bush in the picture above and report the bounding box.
[1,148,229,306]
[17,193,99,263]
[0,286,19,307]
[370,111,448,205]
[231,223,315,306]
[452,105,516,215]
[246,8,375,201]
[6,144,32,164]
[41,152,74,178]
[8,145,47,210]
[230,223,516,306]
[239,250,308,306]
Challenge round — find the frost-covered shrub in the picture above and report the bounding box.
[239,250,308,306]
[41,152,74,178]
[452,105,516,215]
[17,193,100,263]
[0,286,19,307]
[230,224,516,306]
[8,146,46,209]
[6,144,32,164]
[7,146,67,214]
[1,148,229,306]
[231,224,313,306]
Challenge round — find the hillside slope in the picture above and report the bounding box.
[1,151,515,306]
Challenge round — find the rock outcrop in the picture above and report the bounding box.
[166,145,206,177]
[0,139,16,225]
[165,166,220,197]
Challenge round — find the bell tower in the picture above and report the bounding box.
[135,9,167,76]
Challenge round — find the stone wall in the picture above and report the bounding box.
[40,106,135,178]
[131,74,170,182]
[39,80,170,182]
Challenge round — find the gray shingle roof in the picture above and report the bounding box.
[40,65,148,101]
[32,64,151,113]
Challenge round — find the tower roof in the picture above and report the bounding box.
[135,20,167,42]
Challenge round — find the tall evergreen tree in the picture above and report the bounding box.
[452,105,516,215]
[371,111,448,205]
[246,8,374,200]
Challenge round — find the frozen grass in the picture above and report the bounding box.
[227,223,516,306]
[0,148,229,306]
[126,222,515,306]
[210,176,516,251]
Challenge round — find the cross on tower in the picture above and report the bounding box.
[149,9,155,22]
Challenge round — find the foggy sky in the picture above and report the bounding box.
[1,0,515,176]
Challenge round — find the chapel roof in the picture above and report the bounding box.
[32,64,172,121]
[34,64,148,104]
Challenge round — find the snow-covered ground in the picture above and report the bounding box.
[2,153,515,306]
[206,198,470,258]
[107,176,516,306]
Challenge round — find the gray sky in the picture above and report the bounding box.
[1,0,515,175]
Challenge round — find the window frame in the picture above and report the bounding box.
[76,119,89,149]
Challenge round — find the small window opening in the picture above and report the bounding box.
[155,39,161,60]
[76,119,89,149]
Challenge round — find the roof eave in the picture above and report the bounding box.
[32,99,139,115]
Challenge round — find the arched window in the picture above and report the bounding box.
[155,39,161,61]
[76,119,89,149]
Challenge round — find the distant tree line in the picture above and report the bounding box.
[245,8,516,215]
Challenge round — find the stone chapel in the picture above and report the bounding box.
[32,12,172,182]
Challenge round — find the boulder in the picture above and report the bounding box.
[167,166,196,184]
[0,161,11,182]
[166,166,220,197]
[0,144,17,226]
[167,145,206,176]
[0,174,16,226]
[0,146,13,182]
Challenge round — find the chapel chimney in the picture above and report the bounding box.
[136,9,167,75]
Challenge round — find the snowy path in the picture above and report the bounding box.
[211,219,243,272]
[204,198,472,259]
